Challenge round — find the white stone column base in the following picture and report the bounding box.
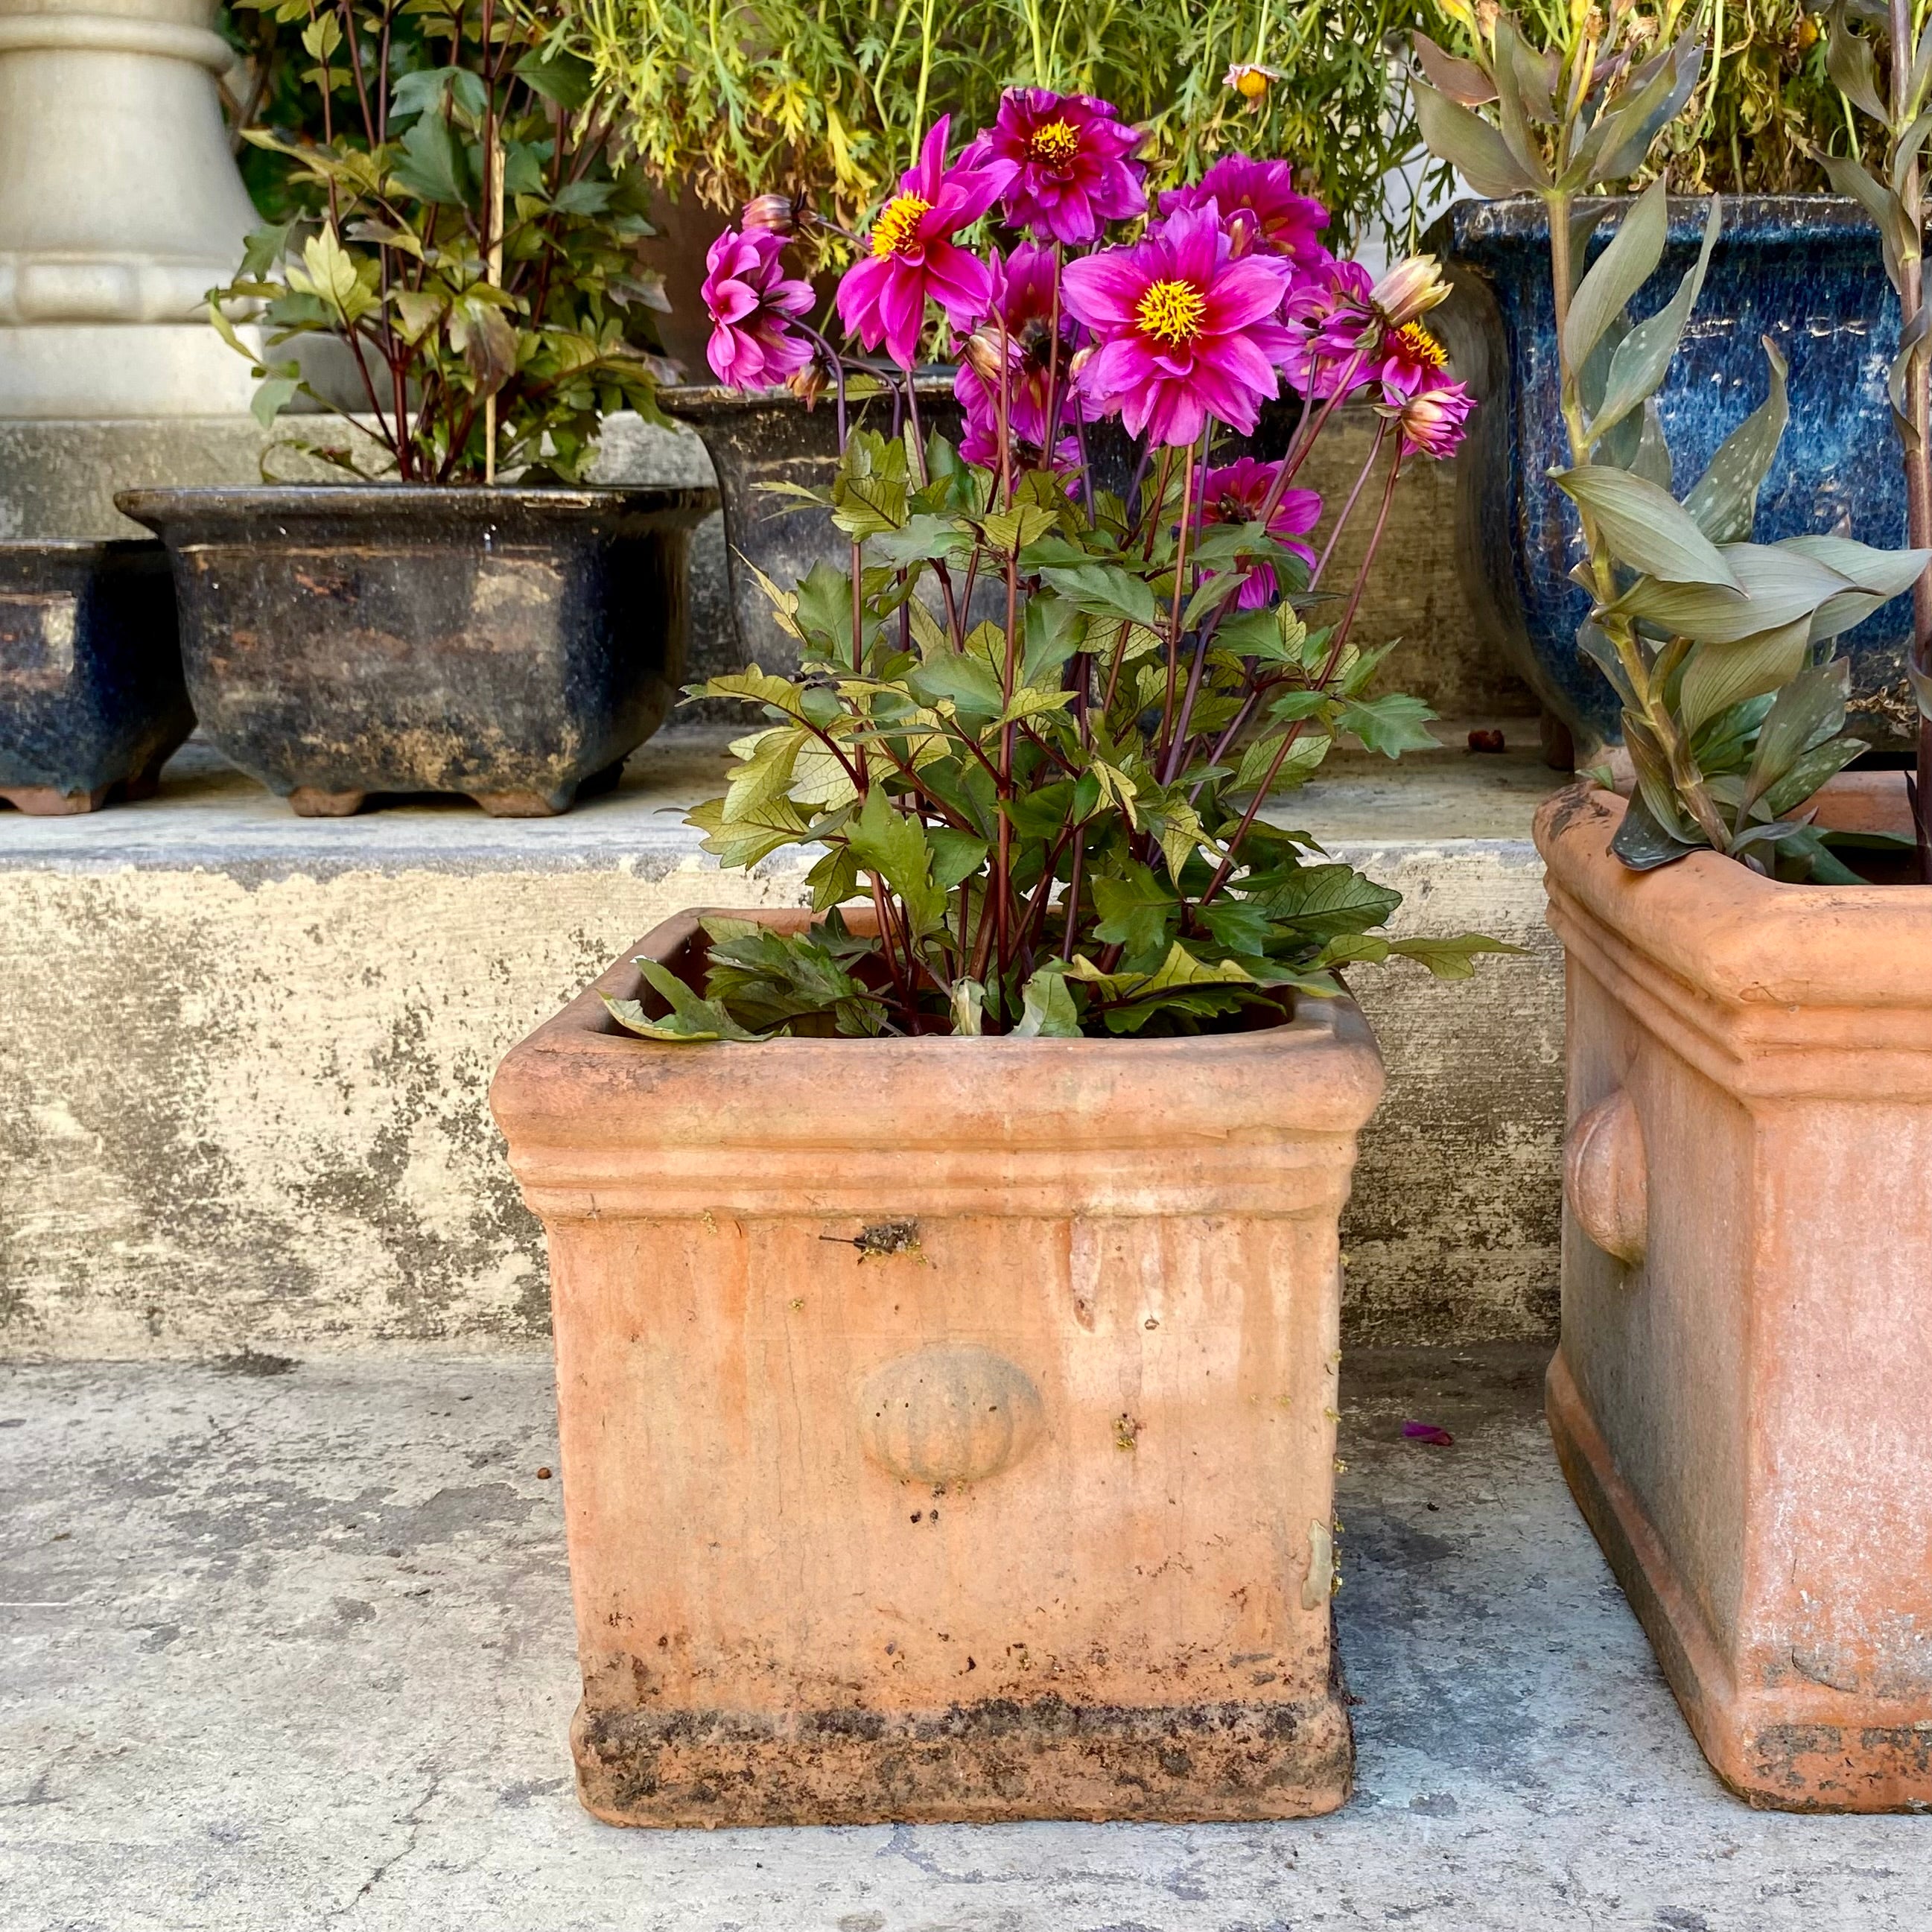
[0,321,263,419]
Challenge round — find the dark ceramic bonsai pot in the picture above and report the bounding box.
[660,378,967,673]
[1435,194,1912,754]
[0,539,191,815]
[658,379,1300,672]
[115,484,717,816]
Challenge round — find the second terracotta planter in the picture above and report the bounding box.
[1538,776,1932,1810]
[492,908,1385,1826]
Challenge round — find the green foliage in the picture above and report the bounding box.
[605,420,1509,1041]
[208,0,673,483]
[1411,8,1928,879]
[564,0,1446,252]
[1422,0,1849,197]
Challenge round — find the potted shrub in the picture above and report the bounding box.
[0,541,191,815]
[118,0,715,816]
[1421,0,1917,761]
[568,0,1447,672]
[1416,12,1932,1810]
[492,109,1513,1825]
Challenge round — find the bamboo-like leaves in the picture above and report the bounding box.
[1825,3,1889,125]
[1554,464,1741,586]
[1411,80,1544,198]
[1682,338,1788,543]
[1588,198,1723,444]
[1677,619,1812,732]
[1411,31,1496,106]
[1563,179,1669,373]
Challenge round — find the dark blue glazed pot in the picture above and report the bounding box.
[1434,195,1913,753]
[0,540,191,813]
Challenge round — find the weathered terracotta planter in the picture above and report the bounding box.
[490,906,1385,1826]
[1537,775,1932,1811]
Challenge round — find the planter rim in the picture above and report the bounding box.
[0,536,162,557]
[490,905,1386,1220]
[1536,774,1932,1096]
[113,482,719,527]
[1438,191,1880,254]
[659,372,959,419]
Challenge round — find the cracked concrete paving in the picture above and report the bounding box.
[1,1344,1925,1932]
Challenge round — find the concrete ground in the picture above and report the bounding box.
[5,1345,1924,1932]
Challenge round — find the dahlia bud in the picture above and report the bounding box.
[1370,254,1452,328]
[742,194,801,236]
[962,328,1011,386]
[786,361,828,409]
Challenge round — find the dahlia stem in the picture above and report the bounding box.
[1198,437,1406,906]
[1159,436,1201,756]
[1311,419,1391,589]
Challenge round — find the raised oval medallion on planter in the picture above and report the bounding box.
[490,905,1384,1827]
[857,1344,1045,1485]
[115,484,716,815]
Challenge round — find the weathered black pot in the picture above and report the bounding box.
[115,485,716,816]
[660,378,965,673]
[0,540,191,815]
[658,379,1309,672]
[1435,194,1912,753]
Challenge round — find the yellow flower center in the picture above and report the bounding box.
[870,194,932,260]
[1392,322,1447,371]
[1134,277,1207,347]
[1029,119,1082,167]
[1234,66,1271,100]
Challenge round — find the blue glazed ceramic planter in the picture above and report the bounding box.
[1436,195,1913,754]
[0,540,191,814]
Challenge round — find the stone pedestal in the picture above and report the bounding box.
[0,0,258,416]
[0,0,267,535]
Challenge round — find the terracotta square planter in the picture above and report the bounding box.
[490,908,1385,1826]
[1537,775,1932,1811]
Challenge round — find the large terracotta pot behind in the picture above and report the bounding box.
[490,906,1385,1825]
[1537,775,1932,1810]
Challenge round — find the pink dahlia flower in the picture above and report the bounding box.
[1161,155,1331,267]
[1280,257,1376,401]
[837,118,1016,368]
[1199,457,1321,608]
[953,243,1078,468]
[701,226,815,389]
[1379,360,1475,458]
[964,88,1146,246]
[1061,206,1292,447]
[1377,320,1449,393]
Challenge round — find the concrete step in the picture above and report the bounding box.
[3,1344,1919,1927]
[0,723,1567,1360]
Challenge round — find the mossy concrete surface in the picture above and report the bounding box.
[2,1345,1924,1929]
[0,727,1564,1359]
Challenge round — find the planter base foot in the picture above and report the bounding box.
[571,1686,1354,1828]
[1547,1349,1932,1812]
[473,787,574,817]
[1,783,112,815]
[288,787,369,817]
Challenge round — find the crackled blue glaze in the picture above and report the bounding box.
[1436,196,1910,750]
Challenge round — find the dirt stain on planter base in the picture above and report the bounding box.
[571,1681,1354,1827]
